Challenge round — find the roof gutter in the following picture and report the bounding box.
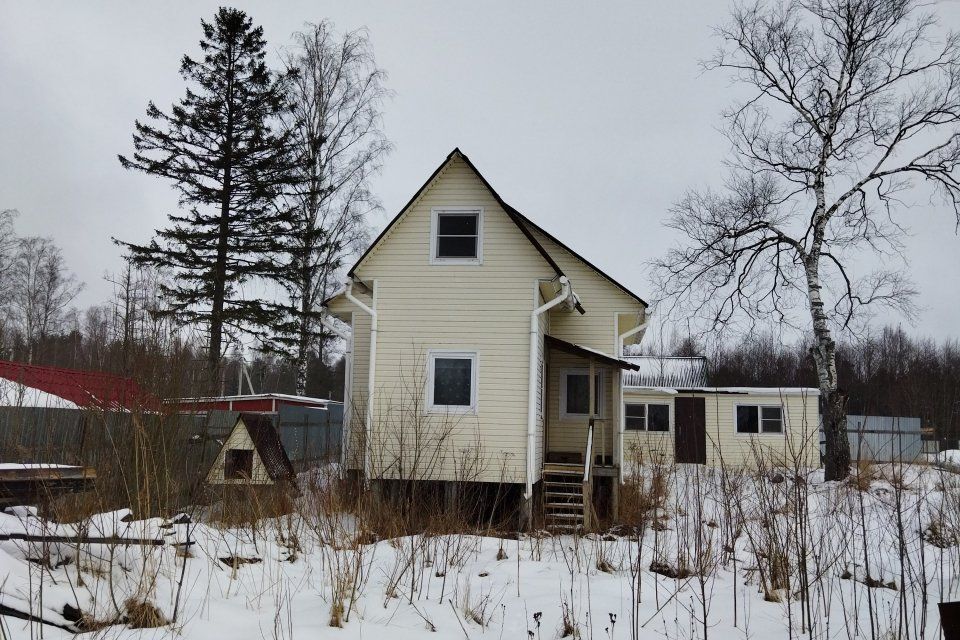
[526,276,573,501]
[616,314,650,481]
[344,279,377,484]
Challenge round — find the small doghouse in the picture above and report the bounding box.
[206,413,295,487]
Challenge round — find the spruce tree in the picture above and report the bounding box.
[117,7,292,374]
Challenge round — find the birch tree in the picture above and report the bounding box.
[0,209,19,354]
[10,236,83,362]
[264,21,389,396]
[654,0,960,480]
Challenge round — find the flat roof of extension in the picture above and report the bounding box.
[624,386,820,396]
[168,393,338,405]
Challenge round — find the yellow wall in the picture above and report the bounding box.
[329,153,646,484]
[334,156,556,483]
[544,350,618,461]
[622,389,821,469]
[528,225,645,354]
[206,418,274,485]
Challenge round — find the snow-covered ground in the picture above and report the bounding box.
[933,449,960,473]
[1,459,958,639]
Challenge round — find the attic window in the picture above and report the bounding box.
[224,449,253,479]
[431,208,483,264]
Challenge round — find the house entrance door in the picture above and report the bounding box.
[674,397,706,464]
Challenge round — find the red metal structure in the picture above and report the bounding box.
[0,360,153,411]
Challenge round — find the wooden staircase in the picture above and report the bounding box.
[543,463,590,532]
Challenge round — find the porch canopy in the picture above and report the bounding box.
[543,335,640,371]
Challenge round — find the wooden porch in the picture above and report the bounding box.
[540,335,639,531]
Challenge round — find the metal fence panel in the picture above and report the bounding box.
[847,415,923,462]
[277,404,342,471]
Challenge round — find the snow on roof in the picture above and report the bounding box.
[0,378,80,410]
[625,385,820,396]
[168,393,334,405]
[0,463,77,470]
[622,356,709,388]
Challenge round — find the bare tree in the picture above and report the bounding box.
[104,261,170,373]
[264,21,390,395]
[10,236,83,362]
[0,209,19,350]
[654,0,960,480]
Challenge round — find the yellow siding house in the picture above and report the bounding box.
[323,149,819,528]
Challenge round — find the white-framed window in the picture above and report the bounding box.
[427,350,478,414]
[735,404,784,434]
[624,402,670,432]
[430,207,483,264]
[560,368,604,419]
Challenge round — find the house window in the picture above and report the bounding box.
[736,405,784,434]
[431,208,483,264]
[624,402,670,431]
[428,351,478,413]
[224,449,253,479]
[561,369,603,419]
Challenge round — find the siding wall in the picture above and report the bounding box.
[529,227,645,354]
[206,420,274,485]
[534,306,549,475]
[622,390,821,468]
[545,350,617,462]
[329,154,647,484]
[334,157,559,483]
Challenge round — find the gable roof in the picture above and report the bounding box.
[235,413,296,482]
[346,148,647,307]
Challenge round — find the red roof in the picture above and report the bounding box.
[0,360,154,411]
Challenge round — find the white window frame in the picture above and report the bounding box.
[427,350,479,414]
[430,207,484,265]
[734,403,785,436]
[559,368,605,420]
[624,401,671,432]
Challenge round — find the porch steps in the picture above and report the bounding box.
[542,463,588,532]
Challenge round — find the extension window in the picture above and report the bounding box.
[624,402,670,431]
[736,405,783,434]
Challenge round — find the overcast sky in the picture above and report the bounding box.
[2,1,958,343]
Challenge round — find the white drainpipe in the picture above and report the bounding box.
[320,314,353,467]
[616,315,650,478]
[526,276,573,499]
[344,280,377,483]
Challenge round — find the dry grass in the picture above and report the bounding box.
[849,460,879,491]
[124,598,168,628]
[211,484,296,527]
[618,448,671,526]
